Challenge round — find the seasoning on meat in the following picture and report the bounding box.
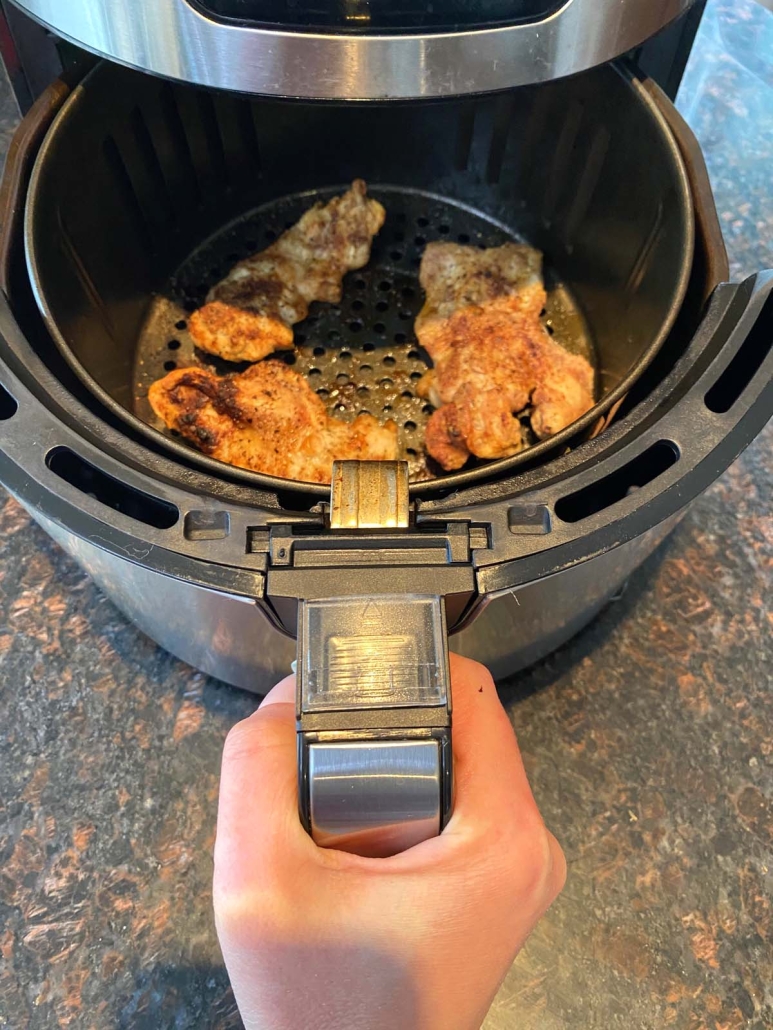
[188,180,385,363]
[148,360,398,484]
[415,242,595,470]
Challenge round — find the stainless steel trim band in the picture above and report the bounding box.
[9,0,696,99]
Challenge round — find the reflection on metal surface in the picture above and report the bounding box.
[30,503,686,691]
[452,513,687,680]
[29,508,297,691]
[309,740,441,856]
[9,0,695,99]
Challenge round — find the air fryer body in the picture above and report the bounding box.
[25,504,682,691]
[0,0,770,695]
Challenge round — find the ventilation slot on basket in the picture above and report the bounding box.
[102,135,154,254]
[625,200,664,299]
[486,96,516,184]
[705,292,773,414]
[561,125,610,249]
[542,100,583,226]
[46,447,178,529]
[57,209,116,339]
[235,99,262,171]
[555,441,679,524]
[159,84,202,208]
[130,106,176,228]
[455,104,476,171]
[197,92,229,186]
[0,383,18,420]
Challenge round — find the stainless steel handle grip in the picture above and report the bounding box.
[306,735,446,856]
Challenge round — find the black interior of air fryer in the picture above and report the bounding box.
[193,0,564,31]
[27,60,690,460]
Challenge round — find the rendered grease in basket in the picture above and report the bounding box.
[148,180,595,483]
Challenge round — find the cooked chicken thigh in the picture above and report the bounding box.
[416,243,595,470]
[148,361,398,484]
[416,241,545,340]
[189,180,386,363]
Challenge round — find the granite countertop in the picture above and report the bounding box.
[1,2,771,1028]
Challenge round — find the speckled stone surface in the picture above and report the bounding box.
[0,2,771,1028]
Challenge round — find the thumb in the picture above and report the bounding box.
[258,672,295,709]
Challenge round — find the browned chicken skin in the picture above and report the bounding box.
[416,242,595,471]
[148,361,398,484]
[189,180,386,363]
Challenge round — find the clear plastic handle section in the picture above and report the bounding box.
[300,596,449,712]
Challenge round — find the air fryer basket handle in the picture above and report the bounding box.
[642,76,730,297]
[296,593,453,858]
[0,77,73,300]
[295,461,453,858]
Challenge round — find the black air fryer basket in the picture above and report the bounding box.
[24,61,695,494]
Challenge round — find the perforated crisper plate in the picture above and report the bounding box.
[134,186,595,481]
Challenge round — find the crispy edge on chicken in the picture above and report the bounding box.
[415,243,595,471]
[189,180,386,363]
[148,361,398,484]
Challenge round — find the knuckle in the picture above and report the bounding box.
[214,879,319,959]
[515,823,568,916]
[213,870,293,949]
[492,816,554,903]
[521,823,553,892]
[549,833,568,897]
[212,874,248,931]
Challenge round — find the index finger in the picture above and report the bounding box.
[445,653,541,832]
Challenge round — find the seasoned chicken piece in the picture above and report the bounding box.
[189,180,386,363]
[416,242,594,471]
[416,241,546,349]
[148,361,398,484]
[423,384,526,471]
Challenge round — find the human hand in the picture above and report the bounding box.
[214,653,566,1030]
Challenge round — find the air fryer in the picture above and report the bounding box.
[0,0,770,851]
